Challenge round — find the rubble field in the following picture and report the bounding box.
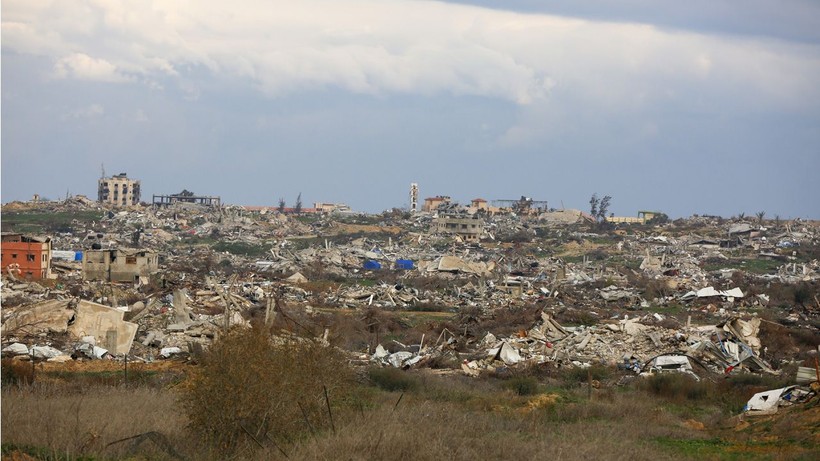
[2,199,819,460]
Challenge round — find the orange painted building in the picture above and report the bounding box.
[422,196,451,212]
[1,233,52,280]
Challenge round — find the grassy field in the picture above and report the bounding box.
[2,359,818,461]
[0,211,105,234]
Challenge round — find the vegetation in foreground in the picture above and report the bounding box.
[2,327,818,461]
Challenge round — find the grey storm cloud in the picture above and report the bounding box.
[4,0,819,110]
[2,0,819,218]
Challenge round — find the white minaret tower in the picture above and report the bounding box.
[409,183,419,213]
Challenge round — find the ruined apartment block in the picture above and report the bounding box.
[433,215,484,243]
[82,249,158,283]
[98,173,141,207]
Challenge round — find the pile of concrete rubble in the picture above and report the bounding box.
[2,199,818,381]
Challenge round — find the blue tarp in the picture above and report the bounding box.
[74,251,83,261]
[395,259,414,270]
[363,260,382,270]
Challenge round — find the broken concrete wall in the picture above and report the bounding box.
[1,299,74,337]
[67,300,138,355]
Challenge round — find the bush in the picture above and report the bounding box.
[1,359,34,386]
[179,325,353,453]
[368,367,419,392]
[502,376,539,396]
[639,373,708,401]
[559,365,612,386]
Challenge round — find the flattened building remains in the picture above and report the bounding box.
[1,184,818,421]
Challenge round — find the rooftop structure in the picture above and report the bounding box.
[153,190,221,207]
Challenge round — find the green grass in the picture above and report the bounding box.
[702,258,781,274]
[1,211,105,234]
[647,303,686,315]
[395,311,455,327]
[43,369,166,387]
[1,443,99,461]
[405,303,454,313]
[654,437,738,460]
[654,436,817,461]
[211,241,270,257]
[588,236,619,245]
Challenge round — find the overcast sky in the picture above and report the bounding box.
[3,0,819,218]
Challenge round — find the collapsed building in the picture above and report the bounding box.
[433,215,484,243]
[82,249,159,283]
[1,198,817,397]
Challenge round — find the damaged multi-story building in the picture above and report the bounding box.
[433,215,485,243]
[82,248,159,283]
[98,173,141,207]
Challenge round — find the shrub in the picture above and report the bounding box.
[368,367,419,392]
[639,373,708,401]
[555,308,598,327]
[793,283,812,305]
[1,359,34,386]
[502,376,539,396]
[179,325,353,453]
[559,364,612,386]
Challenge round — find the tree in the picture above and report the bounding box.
[277,197,286,214]
[598,195,612,221]
[647,212,669,225]
[756,211,766,225]
[589,193,612,223]
[589,193,599,218]
[294,192,302,215]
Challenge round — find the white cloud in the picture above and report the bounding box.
[53,53,131,82]
[3,0,819,110]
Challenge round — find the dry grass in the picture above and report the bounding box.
[3,368,812,461]
[288,379,695,461]
[1,384,189,460]
[3,353,813,461]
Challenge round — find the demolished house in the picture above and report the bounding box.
[82,248,159,283]
[1,197,817,396]
[2,299,138,358]
[433,215,484,243]
[372,310,782,382]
